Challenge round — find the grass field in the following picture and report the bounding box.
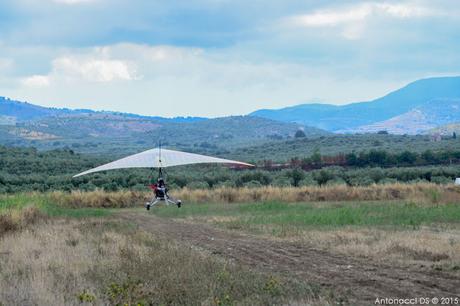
[151,201,460,270]
[0,193,328,305]
[152,200,460,228]
[1,186,460,305]
[0,218,322,305]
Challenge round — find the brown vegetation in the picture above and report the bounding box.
[0,206,43,237]
[119,212,460,304]
[48,190,148,208]
[0,218,320,305]
[174,183,460,204]
[267,227,460,270]
[47,183,460,208]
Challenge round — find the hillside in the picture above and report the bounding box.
[250,76,460,131]
[346,99,460,134]
[0,96,205,123]
[227,134,460,162]
[0,111,321,156]
[145,116,326,147]
[0,97,330,155]
[0,96,96,121]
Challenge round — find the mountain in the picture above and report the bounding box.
[250,76,460,131]
[0,97,81,121]
[0,96,206,123]
[344,99,460,135]
[144,116,327,146]
[0,97,327,155]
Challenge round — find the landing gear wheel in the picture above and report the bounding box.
[145,203,151,211]
[177,200,182,208]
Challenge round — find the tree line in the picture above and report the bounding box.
[1,146,460,193]
[260,149,460,170]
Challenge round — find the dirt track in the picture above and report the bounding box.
[118,211,460,305]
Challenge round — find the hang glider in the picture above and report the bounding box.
[73,148,253,178]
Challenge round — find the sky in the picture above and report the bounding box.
[0,0,459,117]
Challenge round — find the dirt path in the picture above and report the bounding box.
[118,211,460,305]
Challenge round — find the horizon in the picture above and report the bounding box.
[1,0,459,117]
[4,74,458,119]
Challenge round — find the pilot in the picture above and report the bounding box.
[146,176,181,209]
[156,177,167,198]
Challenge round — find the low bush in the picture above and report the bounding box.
[0,206,43,236]
[40,183,460,207]
[48,190,148,208]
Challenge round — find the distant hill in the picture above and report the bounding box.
[0,96,206,123]
[0,97,78,121]
[145,116,327,147]
[250,76,460,131]
[344,99,460,135]
[0,97,327,155]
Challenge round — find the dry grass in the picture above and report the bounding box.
[174,183,460,204]
[153,199,460,271]
[48,190,147,208]
[46,183,460,208]
[0,206,43,237]
[0,218,325,306]
[176,216,460,272]
[275,227,460,271]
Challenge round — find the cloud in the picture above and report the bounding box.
[22,75,50,87]
[376,3,431,18]
[2,1,460,117]
[8,43,412,117]
[281,2,443,40]
[287,2,434,28]
[52,0,97,4]
[48,44,290,87]
[0,0,261,48]
[288,5,371,27]
[19,46,140,88]
[52,56,138,82]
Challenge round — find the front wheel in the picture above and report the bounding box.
[177,200,182,208]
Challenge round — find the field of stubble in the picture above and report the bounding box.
[1,184,460,305]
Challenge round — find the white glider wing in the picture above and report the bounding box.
[73,148,253,178]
